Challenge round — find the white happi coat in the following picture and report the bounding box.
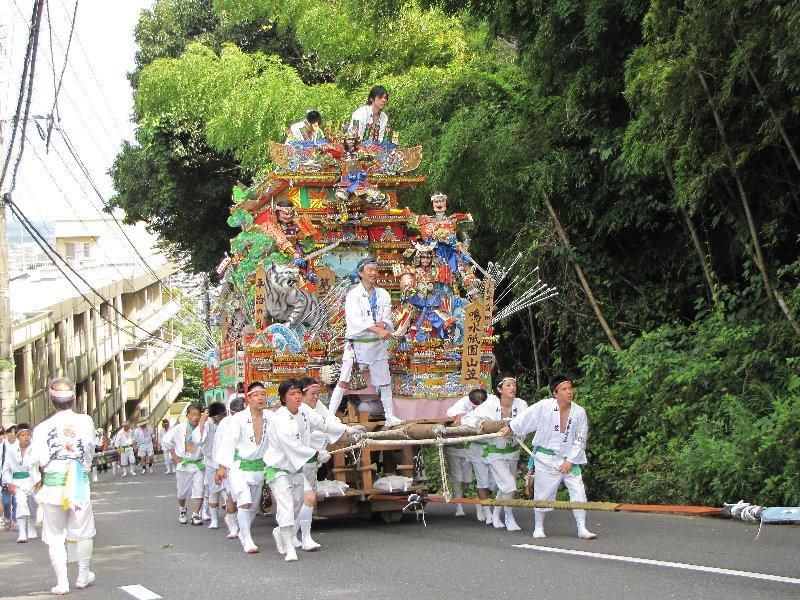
[445,396,478,458]
[263,404,347,474]
[215,408,271,471]
[26,409,95,507]
[345,282,393,364]
[162,422,203,472]
[1,441,40,491]
[308,402,343,451]
[191,420,218,469]
[461,395,528,463]
[509,398,588,467]
[113,428,135,451]
[349,104,389,141]
[133,426,154,450]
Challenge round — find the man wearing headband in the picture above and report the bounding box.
[112,421,136,477]
[133,420,155,475]
[504,374,597,540]
[328,257,403,426]
[264,378,364,561]
[161,404,205,526]
[214,381,274,553]
[157,419,174,474]
[191,402,227,528]
[444,388,488,519]
[462,373,527,531]
[1,422,39,542]
[25,378,96,594]
[213,395,246,540]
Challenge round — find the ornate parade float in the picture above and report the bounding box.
[203,118,557,518]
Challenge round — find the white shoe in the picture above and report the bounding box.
[51,584,69,595]
[293,536,302,549]
[225,514,239,539]
[16,531,27,543]
[141,468,147,475]
[384,416,404,427]
[532,528,546,539]
[178,509,188,524]
[121,471,127,477]
[26,518,37,539]
[476,505,485,522]
[191,513,203,526]
[149,467,154,474]
[505,510,521,532]
[301,532,321,552]
[578,527,598,539]
[492,508,505,529]
[75,571,96,589]
[208,514,219,529]
[273,527,287,555]
[454,504,465,517]
[281,527,298,562]
[239,532,259,554]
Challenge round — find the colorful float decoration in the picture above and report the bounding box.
[207,122,552,421]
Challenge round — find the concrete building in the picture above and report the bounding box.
[4,216,186,432]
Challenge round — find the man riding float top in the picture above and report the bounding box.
[1,422,39,542]
[328,257,403,426]
[162,404,205,526]
[349,85,389,142]
[264,378,363,562]
[505,374,597,540]
[214,381,274,554]
[113,421,136,477]
[461,374,527,531]
[25,378,96,594]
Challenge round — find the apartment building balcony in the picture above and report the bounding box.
[121,302,181,347]
[146,368,184,430]
[123,333,182,399]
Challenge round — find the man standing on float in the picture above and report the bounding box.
[328,258,402,426]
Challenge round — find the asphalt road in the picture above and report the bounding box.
[1,471,798,600]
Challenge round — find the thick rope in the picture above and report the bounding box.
[481,498,619,511]
[436,438,451,502]
[329,431,504,454]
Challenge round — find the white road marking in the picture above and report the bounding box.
[119,584,163,599]
[512,544,800,585]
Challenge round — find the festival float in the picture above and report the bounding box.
[203,119,557,519]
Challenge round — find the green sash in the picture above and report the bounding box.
[481,443,520,457]
[43,471,89,486]
[12,471,30,480]
[180,458,205,471]
[533,446,582,475]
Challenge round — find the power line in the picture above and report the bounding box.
[6,197,205,360]
[45,0,79,149]
[0,0,44,193]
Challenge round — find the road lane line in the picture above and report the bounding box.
[119,584,163,599]
[512,544,800,585]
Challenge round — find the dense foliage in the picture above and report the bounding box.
[111,0,800,505]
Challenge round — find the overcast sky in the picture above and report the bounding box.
[1,0,152,226]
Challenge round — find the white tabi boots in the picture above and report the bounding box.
[532,509,546,538]
[225,513,239,539]
[237,508,259,553]
[280,526,298,562]
[49,543,69,595]
[297,504,321,551]
[16,518,27,543]
[379,386,404,427]
[26,516,37,539]
[574,509,597,539]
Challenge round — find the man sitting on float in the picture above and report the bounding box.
[349,85,391,143]
[413,192,479,296]
[285,109,325,144]
[395,241,457,342]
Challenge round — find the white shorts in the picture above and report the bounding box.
[118,448,135,466]
[445,451,473,484]
[205,465,224,494]
[533,456,587,512]
[41,502,96,546]
[137,445,154,458]
[268,472,309,527]
[228,466,265,506]
[302,464,318,492]
[175,469,205,500]
[340,353,391,387]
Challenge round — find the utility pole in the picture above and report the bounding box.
[0,193,15,424]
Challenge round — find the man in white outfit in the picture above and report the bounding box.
[113,422,136,477]
[444,388,487,518]
[157,419,174,474]
[349,85,389,142]
[214,382,273,554]
[213,396,246,540]
[505,374,597,540]
[26,378,96,594]
[133,420,155,474]
[191,402,227,528]
[264,378,363,562]
[328,257,402,426]
[1,422,39,542]
[162,404,205,526]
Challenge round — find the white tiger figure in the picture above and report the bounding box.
[264,262,324,329]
